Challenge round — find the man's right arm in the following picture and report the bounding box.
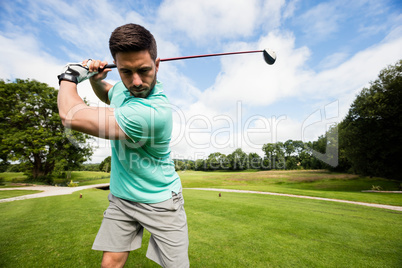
[57,60,128,140]
[90,79,113,105]
[87,60,113,105]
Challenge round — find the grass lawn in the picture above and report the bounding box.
[0,188,401,267]
[180,170,402,206]
[0,172,28,184]
[53,171,110,185]
[0,171,110,188]
[1,170,401,205]
[0,190,42,199]
[70,171,110,182]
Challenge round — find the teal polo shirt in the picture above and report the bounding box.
[108,81,182,203]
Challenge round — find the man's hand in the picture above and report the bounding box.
[57,60,111,85]
[58,60,95,84]
[86,59,111,83]
[86,60,113,105]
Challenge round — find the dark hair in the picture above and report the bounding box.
[109,23,157,61]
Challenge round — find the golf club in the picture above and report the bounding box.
[101,48,276,70]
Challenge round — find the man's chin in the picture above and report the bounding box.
[130,89,150,98]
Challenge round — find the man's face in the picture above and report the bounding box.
[114,50,160,98]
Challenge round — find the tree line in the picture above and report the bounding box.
[174,138,329,172]
[1,60,401,182]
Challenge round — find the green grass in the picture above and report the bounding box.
[185,190,402,267]
[58,171,110,186]
[0,189,401,267]
[0,172,28,183]
[180,170,402,206]
[77,178,110,186]
[0,171,109,198]
[2,170,401,205]
[53,171,110,185]
[0,190,42,199]
[0,171,110,187]
[69,171,110,182]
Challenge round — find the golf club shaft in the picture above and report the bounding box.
[103,49,264,69]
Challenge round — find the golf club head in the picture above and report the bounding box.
[263,48,276,65]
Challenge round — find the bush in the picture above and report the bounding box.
[22,170,53,185]
[371,185,383,191]
[67,180,78,187]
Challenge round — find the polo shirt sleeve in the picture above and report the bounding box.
[114,101,154,143]
[108,86,115,102]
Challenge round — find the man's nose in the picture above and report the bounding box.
[132,73,142,87]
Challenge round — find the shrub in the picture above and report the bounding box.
[371,185,383,191]
[67,180,78,187]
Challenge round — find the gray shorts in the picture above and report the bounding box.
[92,192,189,268]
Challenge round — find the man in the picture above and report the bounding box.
[57,23,189,268]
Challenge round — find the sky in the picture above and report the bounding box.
[1,0,402,163]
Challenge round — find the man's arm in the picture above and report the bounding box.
[87,60,113,105]
[90,79,113,105]
[57,61,128,140]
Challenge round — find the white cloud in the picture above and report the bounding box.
[307,26,402,100]
[293,0,400,43]
[157,63,202,109]
[0,33,60,88]
[38,1,127,59]
[296,2,341,41]
[190,31,312,109]
[282,0,299,19]
[198,24,402,112]
[168,25,402,160]
[169,109,334,159]
[157,0,285,43]
[317,52,349,70]
[258,0,286,30]
[89,140,112,163]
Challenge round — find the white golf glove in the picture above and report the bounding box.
[58,60,97,84]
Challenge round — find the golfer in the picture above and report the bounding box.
[57,23,189,268]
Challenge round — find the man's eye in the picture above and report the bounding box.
[139,68,150,74]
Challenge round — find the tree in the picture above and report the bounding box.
[340,60,402,179]
[0,150,9,172]
[299,149,313,169]
[0,79,93,181]
[292,140,305,156]
[283,140,300,170]
[185,160,195,170]
[309,135,330,169]
[248,152,262,169]
[99,156,111,172]
[194,159,205,171]
[262,142,285,169]
[206,152,227,170]
[174,160,185,171]
[227,148,248,170]
[283,140,295,159]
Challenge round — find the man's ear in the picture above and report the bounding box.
[155,58,160,72]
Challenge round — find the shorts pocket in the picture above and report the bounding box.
[172,192,184,210]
